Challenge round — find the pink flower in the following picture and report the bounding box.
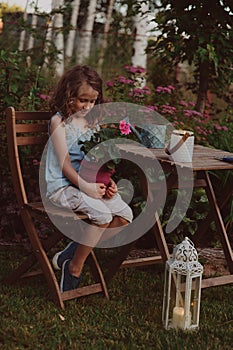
[214,124,228,131]
[118,76,134,85]
[33,159,40,166]
[214,124,222,130]
[146,105,158,111]
[155,86,164,93]
[161,104,177,115]
[39,94,50,100]
[155,85,175,94]
[180,100,188,107]
[119,120,132,135]
[124,66,145,74]
[106,81,115,87]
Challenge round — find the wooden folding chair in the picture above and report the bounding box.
[4,106,109,309]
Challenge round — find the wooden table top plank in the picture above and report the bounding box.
[117,144,233,171]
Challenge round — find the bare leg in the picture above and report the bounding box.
[69,222,109,277]
[109,216,129,227]
[97,216,129,243]
[69,216,129,277]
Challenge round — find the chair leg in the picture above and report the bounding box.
[87,251,109,299]
[21,209,65,309]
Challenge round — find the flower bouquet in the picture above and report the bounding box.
[78,120,132,186]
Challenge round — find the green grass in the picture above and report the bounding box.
[0,249,233,350]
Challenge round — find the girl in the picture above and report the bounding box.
[46,65,133,292]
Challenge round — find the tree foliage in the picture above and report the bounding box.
[149,0,233,112]
[0,3,23,16]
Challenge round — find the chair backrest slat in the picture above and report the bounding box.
[14,111,51,121]
[16,135,49,146]
[15,123,49,133]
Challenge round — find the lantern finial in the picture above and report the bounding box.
[169,237,203,275]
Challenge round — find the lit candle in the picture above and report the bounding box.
[172,306,184,328]
[172,307,191,329]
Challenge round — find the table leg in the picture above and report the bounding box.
[203,171,233,273]
[194,177,233,244]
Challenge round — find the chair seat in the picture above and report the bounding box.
[25,202,88,220]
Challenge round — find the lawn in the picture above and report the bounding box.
[0,248,233,350]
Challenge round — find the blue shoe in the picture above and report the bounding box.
[60,259,82,292]
[52,242,78,270]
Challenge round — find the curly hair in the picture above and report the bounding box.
[50,65,103,123]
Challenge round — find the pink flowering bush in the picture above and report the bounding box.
[207,108,233,152]
[105,66,232,147]
[105,65,151,104]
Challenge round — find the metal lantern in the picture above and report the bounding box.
[162,237,203,330]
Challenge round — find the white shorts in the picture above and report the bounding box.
[49,185,133,225]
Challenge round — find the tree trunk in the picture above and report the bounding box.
[27,0,38,52]
[97,0,115,73]
[65,0,81,64]
[18,0,29,51]
[25,1,39,67]
[195,60,209,113]
[76,0,97,64]
[53,0,64,76]
[43,18,53,69]
[131,1,149,70]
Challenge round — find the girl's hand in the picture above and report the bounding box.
[79,177,106,198]
[104,179,117,199]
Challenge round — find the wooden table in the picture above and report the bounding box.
[107,144,233,289]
